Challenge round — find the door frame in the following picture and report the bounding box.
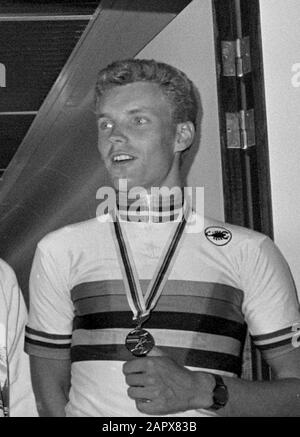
[212,0,272,380]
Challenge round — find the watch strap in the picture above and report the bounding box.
[209,374,228,411]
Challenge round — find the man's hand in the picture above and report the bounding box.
[122,352,215,415]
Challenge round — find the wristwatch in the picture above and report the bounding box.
[209,374,229,410]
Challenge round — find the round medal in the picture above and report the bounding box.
[125,328,155,356]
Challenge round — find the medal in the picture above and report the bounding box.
[112,199,189,356]
[125,327,155,356]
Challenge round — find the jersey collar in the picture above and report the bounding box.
[116,190,185,223]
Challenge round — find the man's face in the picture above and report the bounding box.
[96,81,179,191]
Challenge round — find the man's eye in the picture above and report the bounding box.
[133,116,148,125]
[99,120,113,130]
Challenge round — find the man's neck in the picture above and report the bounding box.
[116,185,185,223]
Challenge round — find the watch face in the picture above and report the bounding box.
[214,384,228,406]
[210,374,229,410]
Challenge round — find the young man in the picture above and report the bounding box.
[25,59,300,417]
[0,259,37,417]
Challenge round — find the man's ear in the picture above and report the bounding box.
[174,121,195,153]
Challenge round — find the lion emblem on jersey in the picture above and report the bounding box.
[204,226,232,246]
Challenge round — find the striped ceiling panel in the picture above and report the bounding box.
[0,20,90,111]
[0,1,100,178]
[0,1,100,14]
[0,114,35,167]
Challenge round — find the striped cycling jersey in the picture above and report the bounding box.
[25,209,300,417]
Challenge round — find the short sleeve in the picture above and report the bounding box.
[0,260,38,416]
[25,239,73,359]
[240,236,300,360]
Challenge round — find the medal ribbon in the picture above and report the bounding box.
[112,202,189,325]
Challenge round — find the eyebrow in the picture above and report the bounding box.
[97,107,154,118]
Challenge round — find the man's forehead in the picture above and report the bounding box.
[102,81,165,99]
[97,82,171,113]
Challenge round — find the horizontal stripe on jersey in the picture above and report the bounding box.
[26,338,70,349]
[73,311,246,341]
[71,280,244,309]
[251,324,300,359]
[24,326,72,358]
[71,282,244,326]
[72,327,241,356]
[71,344,242,375]
[116,192,184,222]
[25,326,72,341]
[24,342,71,360]
[252,325,298,342]
[73,293,244,322]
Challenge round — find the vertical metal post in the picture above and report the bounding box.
[234,0,254,230]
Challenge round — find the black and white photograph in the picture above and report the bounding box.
[0,0,299,422]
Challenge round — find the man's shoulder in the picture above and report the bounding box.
[37,216,109,250]
[0,259,20,307]
[199,215,269,248]
[0,258,17,282]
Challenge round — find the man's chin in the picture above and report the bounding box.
[111,177,150,194]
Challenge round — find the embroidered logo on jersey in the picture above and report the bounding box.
[204,226,232,246]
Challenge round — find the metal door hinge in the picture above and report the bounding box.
[226,109,255,149]
[221,36,251,77]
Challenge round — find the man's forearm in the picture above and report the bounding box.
[35,386,68,417]
[123,353,300,416]
[30,356,71,417]
[217,377,300,417]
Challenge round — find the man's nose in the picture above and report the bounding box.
[109,124,128,144]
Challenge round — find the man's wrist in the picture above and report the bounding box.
[207,374,229,411]
[192,372,229,412]
[190,371,216,410]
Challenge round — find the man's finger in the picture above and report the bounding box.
[127,385,157,400]
[123,357,151,374]
[136,399,162,415]
[147,346,165,357]
[125,373,149,387]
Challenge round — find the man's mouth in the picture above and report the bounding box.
[111,153,136,164]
